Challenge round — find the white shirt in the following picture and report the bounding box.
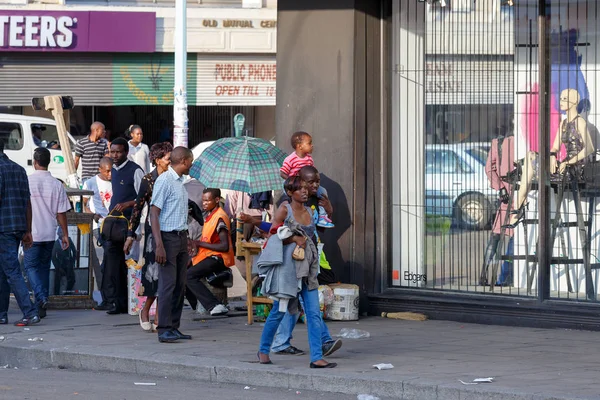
[128,141,151,174]
[29,170,71,242]
[83,175,113,229]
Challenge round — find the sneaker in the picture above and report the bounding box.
[322,339,343,356]
[275,346,305,356]
[14,315,41,327]
[317,214,335,228]
[210,304,229,316]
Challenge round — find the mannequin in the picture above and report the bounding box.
[504,88,595,228]
[479,125,515,286]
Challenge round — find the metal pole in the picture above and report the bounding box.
[537,0,551,301]
[173,0,188,148]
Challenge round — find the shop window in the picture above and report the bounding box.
[0,122,24,150]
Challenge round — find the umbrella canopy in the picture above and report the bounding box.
[189,136,287,194]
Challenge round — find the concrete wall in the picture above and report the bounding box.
[254,106,276,141]
[276,0,386,302]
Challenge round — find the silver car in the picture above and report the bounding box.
[425,143,496,230]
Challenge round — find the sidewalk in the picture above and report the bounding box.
[1,307,599,400]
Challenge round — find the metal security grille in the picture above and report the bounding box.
[0,53,113,106]
[393,0,600,303]
[94,104,255,148]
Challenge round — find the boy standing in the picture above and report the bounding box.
[83,156,113,309]
[280,131,334,228]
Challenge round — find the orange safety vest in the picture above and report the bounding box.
[192,207,235,267]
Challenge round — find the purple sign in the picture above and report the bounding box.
[0,11,156,52]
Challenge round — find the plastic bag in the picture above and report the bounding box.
[337,328,370,339]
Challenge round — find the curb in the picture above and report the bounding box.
[0,343,578,400]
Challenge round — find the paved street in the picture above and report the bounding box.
[2,309,600,399]
[0,368,363,400]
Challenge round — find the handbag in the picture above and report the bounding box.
[100,210,129,243]
[292,245,305,261]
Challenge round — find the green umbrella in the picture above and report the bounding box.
[189,136,287,194]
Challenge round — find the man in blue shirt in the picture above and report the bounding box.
[0,140,40,327]
[150,146,194,343]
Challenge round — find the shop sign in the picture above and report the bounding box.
[200,19,277,29]
[0,11,155,52]
[113,54,197,106]
[197,57,276,105]
[425,62,462,94]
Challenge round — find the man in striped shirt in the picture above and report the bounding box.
[75,122,109,182]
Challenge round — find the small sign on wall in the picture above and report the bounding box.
[242,0,262,8]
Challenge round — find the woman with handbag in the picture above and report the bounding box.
[124,142,173,332]
[257,176,337,368]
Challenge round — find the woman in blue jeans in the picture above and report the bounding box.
[257,177,337,368]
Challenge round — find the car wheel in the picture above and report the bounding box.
[455,194,492,230]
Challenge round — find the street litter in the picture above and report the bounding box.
[134,383,156,386]
[23,328,30,331]
[0,365,8,369]
[28,337,43,342]
[337,328,370,339]
[459,377,495,385]
[0,336,5,341]
[381,311,427,321]
[357,395,380,400]
[373,363,394,370]
[244,386,251,390]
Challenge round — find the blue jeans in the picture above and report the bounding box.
[272,295,334,352]
[0,232,36,319]
[496,237,514,285]
[23,241,54,308]
[260,282,324,363]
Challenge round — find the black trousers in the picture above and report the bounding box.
[186,256,227,312]
[102,240,128,311]
[156,231,189,335]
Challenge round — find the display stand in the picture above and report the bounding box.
[48,188,96,309]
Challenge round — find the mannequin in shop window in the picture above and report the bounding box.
[503,88,595,228]
[479,124,515,287]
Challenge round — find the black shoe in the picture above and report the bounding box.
[275,346,305,356]
[0,317,7,324]
[322,339,342,357]
[158,331,180,343]
[172,329,192,340]
[95,302,112,311]
[309,361,337,369]
[14,315,40,327]
[38,306,47,319]
[106,306,121,315]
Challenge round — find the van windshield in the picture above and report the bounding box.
[31,123,62,150]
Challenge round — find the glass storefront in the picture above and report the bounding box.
[392,0,600,302]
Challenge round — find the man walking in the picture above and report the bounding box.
[104,138,144,315]
[75,121,109,182]
[0,140,40,327]
[23,148,71,319]
[150,147,194,343]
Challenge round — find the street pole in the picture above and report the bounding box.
[173,0,188,148]
[537,0,550,301]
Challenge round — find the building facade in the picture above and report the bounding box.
[0,0,277,146]
[277,0,600,329]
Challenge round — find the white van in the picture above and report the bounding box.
[0,113,78,183]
